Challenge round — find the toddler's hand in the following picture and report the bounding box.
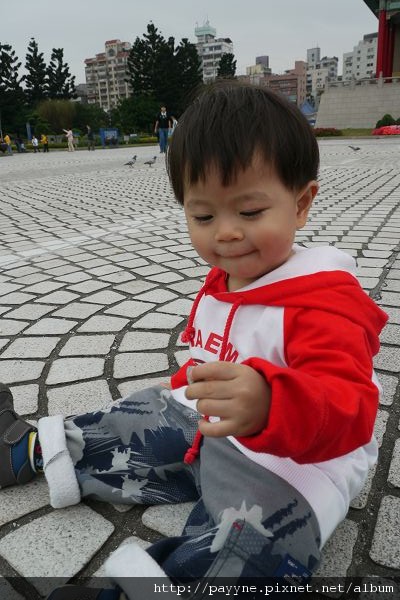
[185,362,270,438]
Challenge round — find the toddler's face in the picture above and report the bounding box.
[184,159,317,291]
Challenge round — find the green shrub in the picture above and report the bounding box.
[375,114,396,128]
[313,128,342,137]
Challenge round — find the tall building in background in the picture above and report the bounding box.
[342,33,378,80]
[307,47,321,69]
[306,49,338,107]
[85,40,132,111]
[195,21,233,82]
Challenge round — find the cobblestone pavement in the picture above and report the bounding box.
[0,141,399,598]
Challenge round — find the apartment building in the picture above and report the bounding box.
[194,21,233,82]
[306,50,338,106]
[85,40,132,111]
[342,33,378,80]
[268,61,307,106]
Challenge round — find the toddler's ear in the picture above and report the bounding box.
[296,180,319,229]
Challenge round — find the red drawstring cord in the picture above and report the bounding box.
[182,294,243,464]
[184,429,204,464]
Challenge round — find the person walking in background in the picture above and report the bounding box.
[31,136,39,153]
[86,125,95,151]
[63,128,75,152]
[40,133,49,153]
[154,105,172,153]
[4,134,12,155]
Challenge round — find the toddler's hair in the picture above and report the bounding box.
[167,80,319,205]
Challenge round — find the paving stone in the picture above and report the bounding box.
[351,464,377,509]
[157,298,192,316]
[23,281,65,294]
[114,352,169,378]
[0,478,49,527]
[91,536,151,579]
[0,505,114,596]
[370,496,400,569]
[10,383,39,414]
[59,334,115,356]
[46,357,105,385]
[1,336,60,358]
[313,519,358,577]
[142,503,195,537]
[379,323,400,344]
[374,347,400,372]
[67,280,110,293]
[56,271,91,283]
[133,312,184,330]
[119,331,169,351]
[114,280,157,295]
[35,290,79,305]
[52,302,101,319]
[0,338,9,351]
[381,306,400,325]
[379,291,400,307]
[47,379,114,415]
[3,304,54,321]
[133,289,178,303]
[175,349,191,366]
[382,279,400,292]
[105,300,155,318]
[23,317,78,335]
[0,360,44,384]
[0,292,36,304]
[387,439,400,488]
[378,373,399,406]
[98,271,136,283]
[77,315,129,332]
[81,290,127,305]
[0,319,29,335]
[147,271,184,283]
[0,282,23,296]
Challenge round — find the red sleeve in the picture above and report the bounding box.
[237,307,380,463]
[170,358,197,389]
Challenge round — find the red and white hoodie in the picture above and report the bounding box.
[170,244,388,546]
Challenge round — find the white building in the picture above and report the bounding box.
[306,49,338,107]
[342,33,378,81]
[195,21,233,82]
[85,39,132,111]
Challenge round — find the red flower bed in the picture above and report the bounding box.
[372,125,400,135]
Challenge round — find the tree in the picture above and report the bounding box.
[174,38,202,113]
[127,23,166,97]
[217,53,237,79]
[36,99,76,133]
[47,48,76,99]
[25,38,48,106]
[0,43,27,133]
[126,23,202,117]
[111,95,159,134]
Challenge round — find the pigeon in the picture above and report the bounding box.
[348,145,360,151]
[124,155,137,167]
[144,156,157,167]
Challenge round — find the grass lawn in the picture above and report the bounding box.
[339,128,374,137]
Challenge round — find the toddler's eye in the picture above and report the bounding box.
[240,209,264,218]
[194,215,213,223]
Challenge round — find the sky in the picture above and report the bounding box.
[2,0,378,84]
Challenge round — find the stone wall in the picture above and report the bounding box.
[316,79,400,128]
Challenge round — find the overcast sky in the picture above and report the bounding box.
[3,0,378,83]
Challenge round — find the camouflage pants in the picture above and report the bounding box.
[63,385,321,583]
